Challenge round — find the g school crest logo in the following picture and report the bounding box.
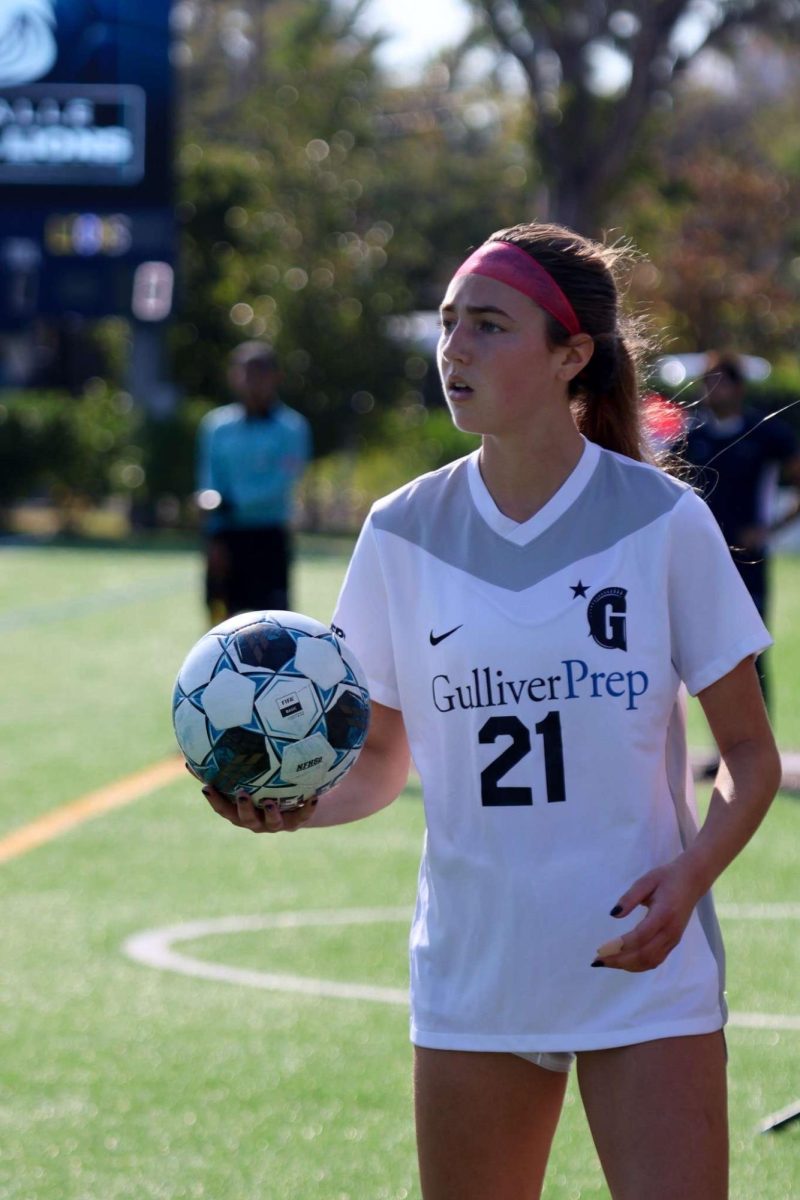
[587,587,627,651]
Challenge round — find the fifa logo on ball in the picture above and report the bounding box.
[278,693,303,719]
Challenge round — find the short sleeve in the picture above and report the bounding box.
[668,489,772,695]
[332,512,401,710]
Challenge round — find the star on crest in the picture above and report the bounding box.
[570,580,589,598]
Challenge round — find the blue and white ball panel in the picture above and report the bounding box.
[172,611,370,808]
[202,669,256,730]
[173,697,214,765]
[178,634,226,694]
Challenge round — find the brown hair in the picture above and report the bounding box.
[486,222,656,464]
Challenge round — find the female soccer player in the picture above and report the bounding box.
[202,222,781,1200]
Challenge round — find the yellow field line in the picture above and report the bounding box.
[0,757,186,865]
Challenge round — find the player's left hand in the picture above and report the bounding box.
[593,859,703,972]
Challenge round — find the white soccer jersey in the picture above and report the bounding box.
[332,439,771,1052]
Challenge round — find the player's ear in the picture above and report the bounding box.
[556,334,594,383]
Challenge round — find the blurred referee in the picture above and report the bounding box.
[683,352,800,715]
[195,341,311,625]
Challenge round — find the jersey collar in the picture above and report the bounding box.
[466,437,601,545]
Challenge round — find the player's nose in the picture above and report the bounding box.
[439,322,471,366]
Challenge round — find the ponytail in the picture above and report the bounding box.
[570,328,650,463]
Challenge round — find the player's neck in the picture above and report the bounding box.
[478,423,585,523]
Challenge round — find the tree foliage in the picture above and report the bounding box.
[463,1,800,232]
[616,37,800,360]
[172,0,533,455]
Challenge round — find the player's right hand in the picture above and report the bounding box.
[200,781,317,833]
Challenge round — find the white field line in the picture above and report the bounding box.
[123,908,411,1006]
[717,902,800,920]
[729,1012,800,1032]
[123,905,800,1030]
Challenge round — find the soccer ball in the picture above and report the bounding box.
[173,610,370,811]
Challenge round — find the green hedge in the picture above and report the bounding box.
[4,376,795,534]
[0,388,480,533]
[0,388,215,528]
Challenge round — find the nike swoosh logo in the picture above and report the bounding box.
[429,624,463,646]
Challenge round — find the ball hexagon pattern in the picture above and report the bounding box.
[293,636,348,690]
[202,669,256,730]
[279,733,337,789]
[230,622,296,673]
[172,610,370,811]
[173,697,213,765]
[178,634,224,694]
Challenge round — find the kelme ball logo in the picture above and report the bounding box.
[587,587,628,650]
[0,0,57,87]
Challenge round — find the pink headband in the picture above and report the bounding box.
[453,241,582,336]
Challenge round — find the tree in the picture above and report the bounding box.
[462,1,800,233]
[172,0,535,454]
[173,0,412,454]
[614,34,800,359]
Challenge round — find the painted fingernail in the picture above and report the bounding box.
[610,905,623,917]
[591,959,606,967]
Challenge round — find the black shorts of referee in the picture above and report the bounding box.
[205,526,291,619]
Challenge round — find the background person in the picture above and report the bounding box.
[195,341,311,625]
[682,352,800,719]
[200,224,781,1200]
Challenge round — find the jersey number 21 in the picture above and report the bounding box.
[479,712,565,807]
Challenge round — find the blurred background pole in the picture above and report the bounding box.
[129,260,178,419]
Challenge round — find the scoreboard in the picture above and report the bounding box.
[0,1,174,326]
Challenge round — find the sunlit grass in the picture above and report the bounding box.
[0,539,798,1199]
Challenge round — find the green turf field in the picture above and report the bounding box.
[1,539,798,1199]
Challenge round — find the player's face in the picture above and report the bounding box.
[230,361,280,414]
[702,370,744,417]
[437,273,572,438]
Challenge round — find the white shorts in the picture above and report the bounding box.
[515,1050,575,1073]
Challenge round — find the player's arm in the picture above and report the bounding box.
[683,655,781,886]
[203,699,411,834]
[596,657,781,972]
[304,700,410,828]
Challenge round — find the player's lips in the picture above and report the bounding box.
[445,377,474,400]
